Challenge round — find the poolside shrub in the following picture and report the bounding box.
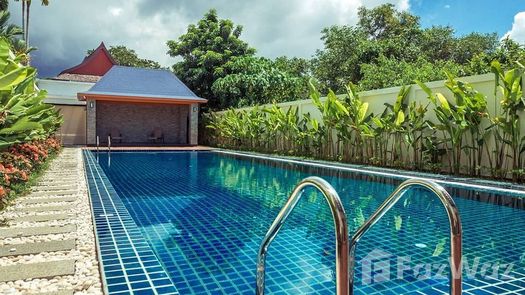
[0,37,63,209]
[0,137,61,208]
[206,63,525,183]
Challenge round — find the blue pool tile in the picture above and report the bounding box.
[87,150,525,294]
[83,151,179,294]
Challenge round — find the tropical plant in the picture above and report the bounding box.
[0,11,22,41]
[313,4,500,93]
[0,37,62,149]
[212,56,306,108]
[167,9,255,110]
[417,79,466,174]
[443,72,489,175]
[206,62,525,183]
[14,0,49,50]
[490,60,525,181]
[339,83,372,163]
[308,81,348,158]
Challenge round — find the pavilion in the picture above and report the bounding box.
[39,42,206,146]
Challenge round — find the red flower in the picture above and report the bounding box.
[19,171,28,181]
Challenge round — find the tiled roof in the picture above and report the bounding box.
[53,73,102,83]
[78,66,206,103]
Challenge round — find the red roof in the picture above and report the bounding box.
[59,42,117,76]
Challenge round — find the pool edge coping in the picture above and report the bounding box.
[212,149,525,197]
[82,150,180,295]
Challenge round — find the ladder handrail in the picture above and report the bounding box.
[108,135,111,153]
[256,176,349,295]
[96,136,99,153]
[348,178,462,295]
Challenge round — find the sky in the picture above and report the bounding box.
[7,0,525,78]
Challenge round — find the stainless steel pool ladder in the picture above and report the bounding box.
[96,136,100,153]
[255,177,463,295]
[95,135,111,153]
[349,178,463,295]
[256,176,350,294]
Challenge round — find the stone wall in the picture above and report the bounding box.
[96,101,189,144]
[86,100,96,145]
[189,104,199,145]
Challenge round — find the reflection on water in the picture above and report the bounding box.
[97,151,525,294]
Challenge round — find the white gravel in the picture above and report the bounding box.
[0,148,104,294]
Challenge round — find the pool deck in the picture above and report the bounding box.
[0,148,103,294]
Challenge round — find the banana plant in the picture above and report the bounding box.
[404,100,430,169]
[339,82,371,163]
[443,72,489,176]
[380,86,410,166]
[0,37,62,149]
[309,80,348,159]
[491,60,525,181]
[416,79,468,174]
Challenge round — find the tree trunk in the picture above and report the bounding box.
[21,0,25,42]
[25,0,31,50]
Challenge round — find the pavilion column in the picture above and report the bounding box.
[86,99,97,145]
[189,103,199,145]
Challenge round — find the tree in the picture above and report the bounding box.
[359,55,462,90]
[312,26,370,93]
[87,45,161,69]
[14,0,49,50]
[357,4,420,41]
[313,4,503,92]
[0,11,23,41]
[0,0,8,11]
[273,56,311,78]
[167,9,255,109]
[211,56,306,108]
[0,6,30,61]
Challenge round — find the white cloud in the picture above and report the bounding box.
[505,11,525,43]
[108,7,123,17]
[444,4,450,9]
[8,0,411,77]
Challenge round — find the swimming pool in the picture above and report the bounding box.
[85,150,525,294]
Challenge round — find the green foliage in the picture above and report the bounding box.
[313,4,502,92]
[167,9,255,110]
[206,61,525,183]
[357,4,420,41]
[0,38,62,149]
[360,55,463,90]
[311,25,369,92]
[211,56,306,108]
[88,45,161,69]
[0,0,8,11]
[490,60,525,180]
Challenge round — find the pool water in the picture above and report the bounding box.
[95,151,525,294]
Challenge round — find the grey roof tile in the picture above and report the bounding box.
[80,66,206,102]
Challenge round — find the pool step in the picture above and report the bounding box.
[0,260,76,282]
[0,239,76,257]
[0,224,76,238]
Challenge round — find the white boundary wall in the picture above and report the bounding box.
[216,73,525,171]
